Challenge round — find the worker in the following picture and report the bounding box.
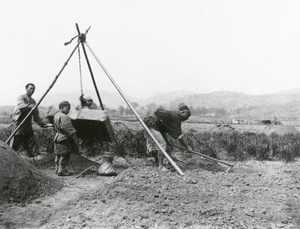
[53,101,79,176]
[10,83,50,157]
[143,104,193,171]
[77,94,98,110]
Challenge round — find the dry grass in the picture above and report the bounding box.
[1,106,299,163]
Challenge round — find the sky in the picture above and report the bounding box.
[1,0,300,106]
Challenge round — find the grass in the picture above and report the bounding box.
[1,116,300,163]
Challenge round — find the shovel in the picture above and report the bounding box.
[169,144,234,172]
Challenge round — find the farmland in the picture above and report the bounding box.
[0,106,300,228]
[1,105,300,161]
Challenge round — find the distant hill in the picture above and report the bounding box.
[36,88,300,119]
[40,89,195,109]
[276,88,300,95]
[169,90,300,108]
[168,89,300,119]
[135,90,195,107]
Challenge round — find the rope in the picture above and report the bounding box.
[78,46,83,95]
[85,41,184,176]
[75,166,97,179]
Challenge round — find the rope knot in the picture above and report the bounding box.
[79,33,86,42]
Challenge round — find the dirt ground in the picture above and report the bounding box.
[0,151,300,229]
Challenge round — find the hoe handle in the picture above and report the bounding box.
[170,144,234,167]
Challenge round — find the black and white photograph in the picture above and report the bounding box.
[0,1,299,228]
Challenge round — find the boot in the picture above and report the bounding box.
[57,170,70,176]
[57,164,69,176]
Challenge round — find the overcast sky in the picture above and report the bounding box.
[1,0,300,106]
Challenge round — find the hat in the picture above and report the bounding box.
[178,103,189,111]
[85,96,93,101]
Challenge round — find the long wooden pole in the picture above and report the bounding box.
[85,41,184,176]
[75,24,130,163]
[170,143,234,167]
[75,23,104,110]
[6,41,81,144]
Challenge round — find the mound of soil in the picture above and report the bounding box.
[0,140,63,205]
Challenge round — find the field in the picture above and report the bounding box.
[0,107,300,228]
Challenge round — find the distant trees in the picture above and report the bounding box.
[189,107,227,117]
[101,90,300,119]
[117,105,125,115]
[107,103,228,118]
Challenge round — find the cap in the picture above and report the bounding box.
[85,96,93,101]
[59,101,70,109]
[178,103,189,111]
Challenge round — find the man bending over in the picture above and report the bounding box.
[143,104,193,171]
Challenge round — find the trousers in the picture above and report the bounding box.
[10,134,36,157]
[145,128,167,154]
[55,154,71,173]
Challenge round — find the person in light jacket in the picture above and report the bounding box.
[53,101,79,176]
[10,83,48,157]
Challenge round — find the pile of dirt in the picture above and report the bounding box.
[0,140,63,204]
[262,125,299,136]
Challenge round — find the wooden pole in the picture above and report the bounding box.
[75,23,129,163]
[170,143,234,167]
[6,41,81,144]
[85,41,185,176]
[75,23,104,110]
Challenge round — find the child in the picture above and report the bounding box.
[53,101,79,176]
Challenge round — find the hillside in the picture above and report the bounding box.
[41,90,195,109]
[136,90,195,107]
[2,88,299,119]
[169,90,300,119]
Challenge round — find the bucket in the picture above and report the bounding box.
[98,152,117,176]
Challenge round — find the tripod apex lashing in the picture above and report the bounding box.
[78,33,86,42]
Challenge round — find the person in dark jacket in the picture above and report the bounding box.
[143,104,192,171]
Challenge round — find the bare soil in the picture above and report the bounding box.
[0,141,63,205]
[0,149,300,228]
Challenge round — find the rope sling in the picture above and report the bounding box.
[78,44,84,96]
